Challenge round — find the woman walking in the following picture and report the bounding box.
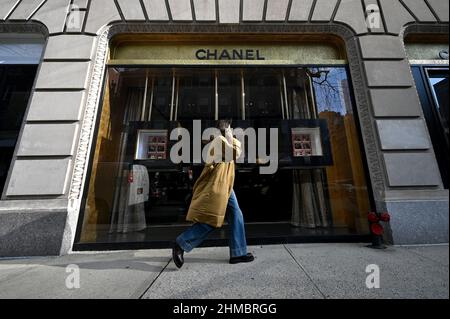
[172,119,254,268]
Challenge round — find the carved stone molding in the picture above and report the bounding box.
[68,29,109,200]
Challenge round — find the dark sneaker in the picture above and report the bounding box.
[172,242,184,269]
[229,253,255,264]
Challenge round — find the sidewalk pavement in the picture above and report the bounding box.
[0,243,448,299]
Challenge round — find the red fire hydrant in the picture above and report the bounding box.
[367,212,390,249]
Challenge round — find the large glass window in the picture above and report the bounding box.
[77,66,371,245]
[412,66,449,188]
[0,35,43,197]
[427,69,449,145]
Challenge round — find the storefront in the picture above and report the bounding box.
[0,34,44,197]
[0,0,448,256]
[75,35,372,248]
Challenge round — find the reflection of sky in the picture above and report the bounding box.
[0,43,44,64]
[311,67,351,116]
[430,77,446,86]
[430,78,446,89]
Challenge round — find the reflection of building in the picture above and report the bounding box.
[319,110,370,232]
[340,79,353,116]
[0,1,448,256]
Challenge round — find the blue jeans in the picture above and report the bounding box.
[176,190,248,258]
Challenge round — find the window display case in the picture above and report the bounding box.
[291,127,323,157]
[135,129,168,160]
[277,119,333,167]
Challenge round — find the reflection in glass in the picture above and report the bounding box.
[177,69,215,120]
[428,70,449,144]
[79,66,371,244]
[244,68,283,120]
[311,68,370,232]
[150,70,172,121]
[218,70,241,120]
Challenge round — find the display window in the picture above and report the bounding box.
[412,66,449,189]
[76,63,372,246]
[0,35,44,197]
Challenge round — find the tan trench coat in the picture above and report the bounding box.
[186,135,242,228]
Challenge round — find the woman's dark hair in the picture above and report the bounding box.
[217,119,232,136]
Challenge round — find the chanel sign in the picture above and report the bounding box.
[195,49,266,61]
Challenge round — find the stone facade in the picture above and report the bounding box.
[0,0,448,256]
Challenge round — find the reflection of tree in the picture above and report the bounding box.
[307,69,337,92]
[307,68,345,115]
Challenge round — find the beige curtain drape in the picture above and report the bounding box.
[291,169,330,228]
[110,87,147,233]
[288,71,331,228]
